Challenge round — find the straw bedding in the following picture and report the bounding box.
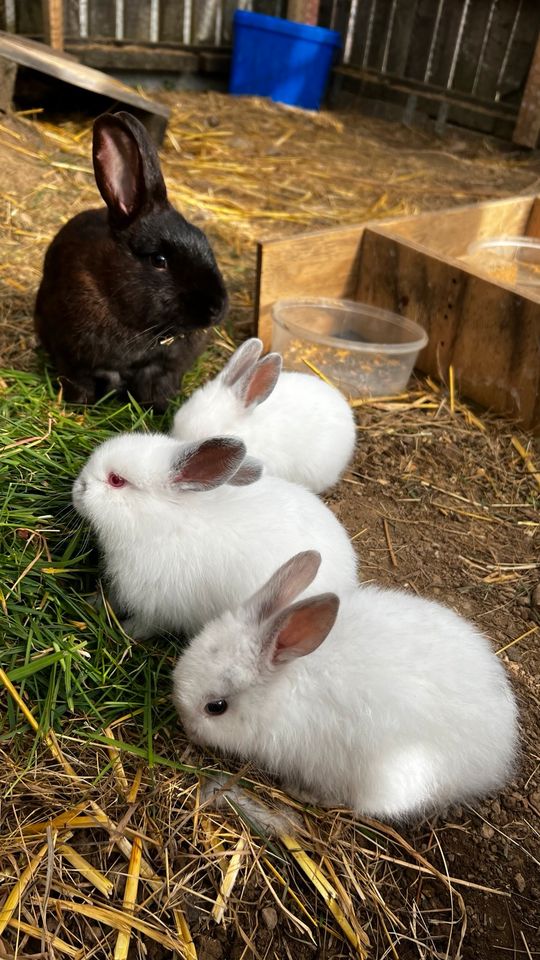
[1,92,539,959]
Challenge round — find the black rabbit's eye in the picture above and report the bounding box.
[205,699,228,716]
[150,253,168,270]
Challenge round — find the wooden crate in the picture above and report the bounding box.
[255,195,540,431]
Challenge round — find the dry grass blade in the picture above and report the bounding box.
[113,835,142,960]
[212,835,247,924]
[104,725,130,798]
[0,843,49,934]
[58,843,114,898]
[280,833,370,956]
[8,918,82,958]
[53,899,188,952]
[496,625,538,657]
[449,363,456,414]
[173,908,198,960]
[511,436,540,491]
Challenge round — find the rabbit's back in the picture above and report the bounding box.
[239,372,356,491]
[247,584,517,818]
[105,476,358,636]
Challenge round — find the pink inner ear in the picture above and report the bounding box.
[244,355,281,407]
[173,438,245,488]
[273,595,339,662]
[95,127,141,217]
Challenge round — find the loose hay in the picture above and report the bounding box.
[1,92,540,959]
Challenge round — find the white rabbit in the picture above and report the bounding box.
[72,434,358,640]
[171,338,356,494]
[173,551,518,822]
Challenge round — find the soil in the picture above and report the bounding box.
[331,407,540,960]
[1,95,539,959]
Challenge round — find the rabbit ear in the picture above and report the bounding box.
[228,456,263,486]
[93,111,167,227]
[171,437,246,491]
[242,354,282,408]
[221,339,263,388]
[246,551,322,622]
[267,594,339,663]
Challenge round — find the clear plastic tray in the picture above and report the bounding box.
[466,236,540,289]
[271,298,428,397]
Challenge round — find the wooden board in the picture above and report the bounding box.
[513,34,540,148]
[372,194,537,259]
[255,194,540,430]
[0,55,17,112]
[65,42,199,74]
[0,30,170,142]
[256,224,371,347]
[41,0,64,51]
[356,227,540,429]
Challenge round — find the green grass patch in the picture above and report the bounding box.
[0,363,215,756]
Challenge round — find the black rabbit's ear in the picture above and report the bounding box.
[93,112,167,226]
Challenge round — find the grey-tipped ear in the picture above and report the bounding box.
[171,436,246,491]
[246,550,322,622]
[93,111,167,227]
[228,456,263,486]
[221,339,263,388]
[269,593,339,663]
[241,354,282,408]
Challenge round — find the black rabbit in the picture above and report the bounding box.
[34,111,228,411]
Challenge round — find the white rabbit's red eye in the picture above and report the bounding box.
[107,472,126,488]
[150,253,168,270]
[205,699,228,716]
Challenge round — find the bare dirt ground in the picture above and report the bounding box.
[1,93,539,959]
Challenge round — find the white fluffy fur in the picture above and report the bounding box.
[72,433,358,638]
[173,556,518,821]
[171,339,356,494]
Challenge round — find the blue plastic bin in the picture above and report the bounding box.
[230,11,341,111]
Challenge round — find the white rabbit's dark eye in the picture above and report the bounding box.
[205,699,228,716]
[151,253,168,270]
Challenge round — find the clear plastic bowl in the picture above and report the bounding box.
[271,298,428,397]
[466,236,540,289]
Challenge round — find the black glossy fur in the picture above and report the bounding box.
[34,111,228,411]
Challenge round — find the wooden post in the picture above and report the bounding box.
[513,34,540,148]
[42,0,64,51]
[286,1,320,25]
[0,55,16,112]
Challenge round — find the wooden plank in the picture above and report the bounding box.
[374,194,536,258]
[89,0,115,40]
[356,227,540,430]
[15,0,42,36]
[334,65,518,120]
[0,53,16,110]
[0,30,170,141]
[525,197,540,239]
[256,224,368,349]
[287,1,320,25]
[124,0,151,43]
[255,196,537,348]
[41,0,63,50]
[65,41,199,73]
[160,0,182,43]
[513,33,540,148]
